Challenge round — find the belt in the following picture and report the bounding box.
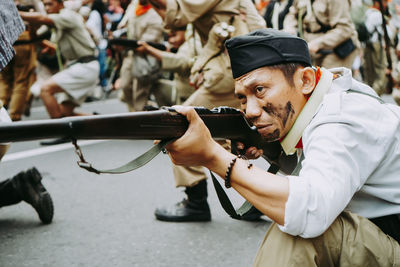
[77,55,97,63]
[370,214,400,243]
[67,55,97,68]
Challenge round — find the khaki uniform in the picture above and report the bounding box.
[0,0,43,121]
[164,0,266,187]
[119,8,163,112]
[48,8,99,105]
[283,0,359,69]
[0,31,36,121]
[253,211,400,266]
[160,32,201,103]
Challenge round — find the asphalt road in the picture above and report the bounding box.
[0,96,271,267]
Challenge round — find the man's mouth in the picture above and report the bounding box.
[255,124,273,133]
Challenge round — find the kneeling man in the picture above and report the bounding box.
[165,29,400,266]
[19,0,99,120]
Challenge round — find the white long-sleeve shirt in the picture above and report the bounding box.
[280,67,400,238]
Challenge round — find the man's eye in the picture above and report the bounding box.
[237,94,246,103]
[256,86,265,93]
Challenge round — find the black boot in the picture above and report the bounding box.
[12,168,54,224]
[155,179,211,222]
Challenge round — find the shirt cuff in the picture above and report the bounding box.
[278,175,309,236]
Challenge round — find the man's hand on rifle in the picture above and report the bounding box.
[235,142,264,160]
[40,39,56,55]
[137,41,163,60]
[165,106,228,171]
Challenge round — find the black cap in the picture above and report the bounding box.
[225,29,312,79]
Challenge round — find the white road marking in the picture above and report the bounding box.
[2,140,106,162]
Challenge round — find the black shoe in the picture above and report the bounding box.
[40,136,71,146]
[19,168,54,224]
[155,198,211,222]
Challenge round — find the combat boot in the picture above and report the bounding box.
[12,168,54,224]
[155,179,211,222]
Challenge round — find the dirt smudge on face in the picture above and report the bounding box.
[263,101,295,128]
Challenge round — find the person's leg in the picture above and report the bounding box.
[155,88,241,222]
[253,211,400,266]
[132,79,152,111]
[0,179,21,207]
[0,168,54,224]
[118,54,134,110]
[0,59,13,109]
[155,166,211,222]
[8,43,36,121]
[40,78,65,118]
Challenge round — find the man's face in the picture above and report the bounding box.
[235,67,309,142]
[168,30,185,50]
[43,0,62,14]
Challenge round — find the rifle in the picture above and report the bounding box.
[108,38,167,51]
[16,4,34,12]
[0,106,297,220]
[0,106,296,174]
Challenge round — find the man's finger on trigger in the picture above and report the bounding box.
[236,142,244,150]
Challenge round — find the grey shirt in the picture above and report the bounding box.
[0,0,25,71]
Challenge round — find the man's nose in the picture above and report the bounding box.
[245,98,262,119]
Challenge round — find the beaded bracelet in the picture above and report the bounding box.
[238,154,253,169]
[224,157,238,188]
[224,155,253,189]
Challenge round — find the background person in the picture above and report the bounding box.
[19,0,100,145]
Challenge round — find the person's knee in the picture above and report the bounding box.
[40,82,53,98]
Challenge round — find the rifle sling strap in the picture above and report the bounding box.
[209,163,280,220]
[72,139,174,174]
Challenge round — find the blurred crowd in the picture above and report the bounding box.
[7,0,400,123]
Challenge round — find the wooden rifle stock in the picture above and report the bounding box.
[0,107,296,173]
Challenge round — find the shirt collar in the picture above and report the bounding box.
[281,67,333,155]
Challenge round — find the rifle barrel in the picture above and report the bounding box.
[0,108,260,144]
[0,107,287,171]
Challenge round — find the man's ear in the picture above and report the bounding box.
[299,67,316,95]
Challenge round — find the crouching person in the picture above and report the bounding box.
[19,0,100,145]
[164,29,400,266]
[19,0,99,116]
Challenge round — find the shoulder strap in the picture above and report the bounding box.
[346,88,384,103]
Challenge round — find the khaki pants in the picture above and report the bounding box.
[119,54,157,112]
[0,31,36,121]
[253,211,400,266]
[173,86,240,187]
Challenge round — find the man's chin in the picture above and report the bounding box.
[260,129,281,143]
